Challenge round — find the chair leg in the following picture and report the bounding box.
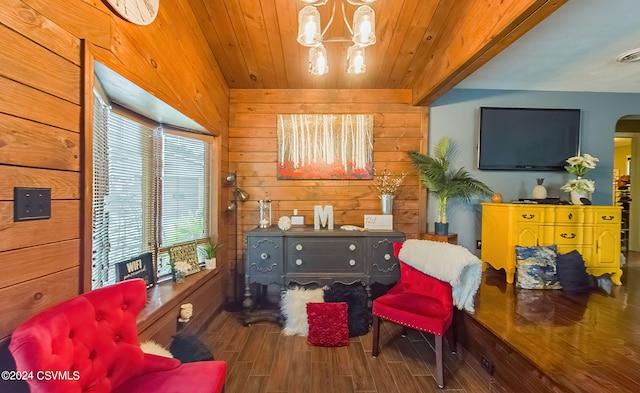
[446,325,456,355]
[435,334,444,389]
[372,315,380,357]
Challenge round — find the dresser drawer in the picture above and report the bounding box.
[286,238,364,273]
[553,207,585,224]
[589,208,621,224]
[552,226,585,245]
[515,208,542,222]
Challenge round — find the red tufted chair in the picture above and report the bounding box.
[9,279,226,393]
[372,242,455,389]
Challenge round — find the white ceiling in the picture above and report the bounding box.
[456,0,640,94]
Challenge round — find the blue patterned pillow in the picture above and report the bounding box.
[515,245,561,289]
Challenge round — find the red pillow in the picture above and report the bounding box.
[306,302,349,347]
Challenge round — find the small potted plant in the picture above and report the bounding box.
[202,242,222,270]
[408,137,493,235]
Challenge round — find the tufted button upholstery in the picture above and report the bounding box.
[9,278,227,393]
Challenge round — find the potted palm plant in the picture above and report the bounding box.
[408,137,493,235]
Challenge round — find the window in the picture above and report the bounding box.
[92,93,212,289]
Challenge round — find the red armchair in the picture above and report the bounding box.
[372,242,454,389]
[9,278,226,393]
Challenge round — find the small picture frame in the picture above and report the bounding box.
[291,215,305,227]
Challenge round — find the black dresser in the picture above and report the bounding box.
[243,226,405,324]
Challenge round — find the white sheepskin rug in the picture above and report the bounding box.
[280,287,325,336]
[398,239,482,313]
[140,340,174,358]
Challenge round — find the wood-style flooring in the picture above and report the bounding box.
[200,251,640,393]
[201,310,490,393]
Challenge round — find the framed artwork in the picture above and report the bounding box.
[168,242,201,276]
[277,114,373,179]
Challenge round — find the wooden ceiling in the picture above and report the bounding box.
[187,0,567,105]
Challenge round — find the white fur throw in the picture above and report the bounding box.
[140,340,174,358]
[398,239,482,313]
[280,287,325,336]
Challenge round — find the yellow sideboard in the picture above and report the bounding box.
[481,203,622,285]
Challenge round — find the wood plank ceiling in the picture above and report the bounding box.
[187,0,567,105]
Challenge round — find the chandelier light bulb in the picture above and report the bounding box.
[309,45,329,75]
[347,45,366,74]
[297,6,322,47]
[352,6,376,47]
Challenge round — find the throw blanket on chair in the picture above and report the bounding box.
[398,239,482,313]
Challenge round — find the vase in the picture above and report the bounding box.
[532,179,547,199]
[381,194,394,215]
[570,189,589,205]
[434,222,449,235]
[174,270,186,283]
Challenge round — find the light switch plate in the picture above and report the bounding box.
[14,187,51,221]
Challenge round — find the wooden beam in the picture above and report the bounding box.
[412,0,568,106]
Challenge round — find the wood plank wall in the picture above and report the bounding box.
[0,0,230,346]
[229,89,428,271]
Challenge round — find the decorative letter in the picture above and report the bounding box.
[314,205,334,230]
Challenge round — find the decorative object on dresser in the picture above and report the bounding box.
[314,204,334,229]
[258,199,272,228]
[278,215,293,231]
[560,153,599,205]
[481,203,622,285]
[532,178,548,199]
[374,166,407,215]
[243,227,405,325]
[408,137,493,236]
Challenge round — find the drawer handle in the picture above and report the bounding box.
[568,213,573,220]
[295,258,303,266]
[349,244,356,251]
[260,252,269,260]
[521,214,535,219]
[296,244,303,251]
[384,253,391,261]
[602,215,615,221]
[560,233,576,239]
[349,259,356,266]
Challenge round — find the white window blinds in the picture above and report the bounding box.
[92,96,211,288]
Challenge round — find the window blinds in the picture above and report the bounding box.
[92,98,211,288]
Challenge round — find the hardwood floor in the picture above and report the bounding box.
[200,310,491,393]
[201,251,640,393]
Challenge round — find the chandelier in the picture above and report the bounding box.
[297,0,377,76]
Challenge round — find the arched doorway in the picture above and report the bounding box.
[614,115,640,255]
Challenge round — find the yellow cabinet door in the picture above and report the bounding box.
[589,225,622,284]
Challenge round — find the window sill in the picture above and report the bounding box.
[136,267,220,333]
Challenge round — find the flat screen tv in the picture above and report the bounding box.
[477,107,581,171]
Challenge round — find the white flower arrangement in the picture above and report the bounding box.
[173,261,192,274]
[375,167,407,196]
[560,153,599,193]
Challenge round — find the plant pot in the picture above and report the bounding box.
[205,257,217,270]
[434,222,449,235]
